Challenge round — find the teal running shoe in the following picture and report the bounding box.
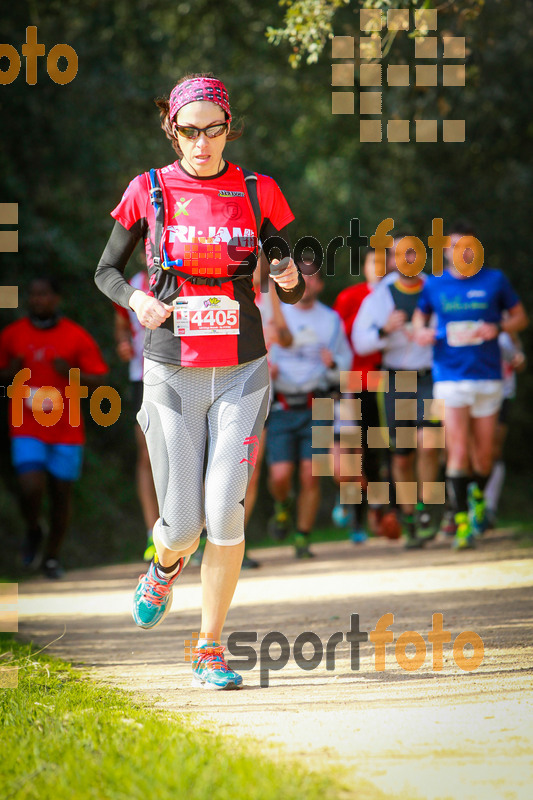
[453,511,475,550]
[332,503,351,528]
[191,644,243,690]
[468,483,487,538]
[132,558,186,629]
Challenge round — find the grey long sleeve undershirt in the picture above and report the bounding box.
[95,219,305,310]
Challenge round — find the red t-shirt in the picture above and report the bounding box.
[333,282,382,390]
[0,317,108,445]
[111,160,294,368]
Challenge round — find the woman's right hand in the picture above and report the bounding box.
[412,326,437,346]
[384,309,407,334]
[116,339,134,361]
[129,290,173,330]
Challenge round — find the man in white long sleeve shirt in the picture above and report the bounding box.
[266,268,353,557]
[352,244,440,547]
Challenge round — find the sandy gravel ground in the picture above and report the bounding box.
[17,528,533,800]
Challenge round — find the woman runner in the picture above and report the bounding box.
[95,73,304,688]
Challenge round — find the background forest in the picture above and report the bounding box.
[1,0,531,571]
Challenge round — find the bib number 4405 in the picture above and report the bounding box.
[191,309,238,329]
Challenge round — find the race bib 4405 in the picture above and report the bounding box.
[173,296,240,337]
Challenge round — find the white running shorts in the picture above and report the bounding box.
[433,379,504,418]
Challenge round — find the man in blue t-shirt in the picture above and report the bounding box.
[413,222,528,549]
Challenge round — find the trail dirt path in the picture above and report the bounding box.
[18,529,533,800]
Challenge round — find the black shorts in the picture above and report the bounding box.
[132,380,144,416]
[380,370,440,455]
[498,397,512,425]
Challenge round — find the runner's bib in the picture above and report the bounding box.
[446,320,484,347]
[173,296,240,337]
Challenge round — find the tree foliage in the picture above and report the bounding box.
[0,0,531,569]
[266,0,485,66]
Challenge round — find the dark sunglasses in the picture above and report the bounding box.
[174,122,228,140]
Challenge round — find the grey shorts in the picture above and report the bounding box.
[137,356,270,549]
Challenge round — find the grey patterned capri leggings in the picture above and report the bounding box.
[137,356,270,550]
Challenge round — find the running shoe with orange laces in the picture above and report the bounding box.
[132,557,187,629]
[191,644,243,690]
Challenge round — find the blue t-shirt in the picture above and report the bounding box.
[418,268,520,381]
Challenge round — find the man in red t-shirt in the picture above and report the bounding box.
[331,249,388,539]
[0,278,108,578]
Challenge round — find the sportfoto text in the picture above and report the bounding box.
[6,368,121,428]
[230,217,484,282]
[0,26,78,85]
[223,613,484,687]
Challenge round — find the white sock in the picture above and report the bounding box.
[484,461,505,513]
[154,557,182,581]
[196,638,220,649]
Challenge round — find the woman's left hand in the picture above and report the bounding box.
[270,258,300,291]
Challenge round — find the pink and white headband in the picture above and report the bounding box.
[169,77,231,122]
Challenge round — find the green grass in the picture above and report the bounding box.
[249,525,350,550]
[0,633,365,800]
[510,523,533,548]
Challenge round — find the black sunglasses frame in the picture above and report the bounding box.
[173,122,228,140]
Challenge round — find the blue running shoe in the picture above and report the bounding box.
[349,529,368,544]
[467,483,487,538]
[191,644,243,690]
[22,524,43,569]
[132,558,186,630]
[332,503,350,528]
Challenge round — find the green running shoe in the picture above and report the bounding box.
[267,500,292,541]
[453,511,475,550]
[402,513,424,550]
[294,532,315,558]
[191,644,243,690]
[143,533,156,562]
[132,558,186,629]
[415,502,437,542]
